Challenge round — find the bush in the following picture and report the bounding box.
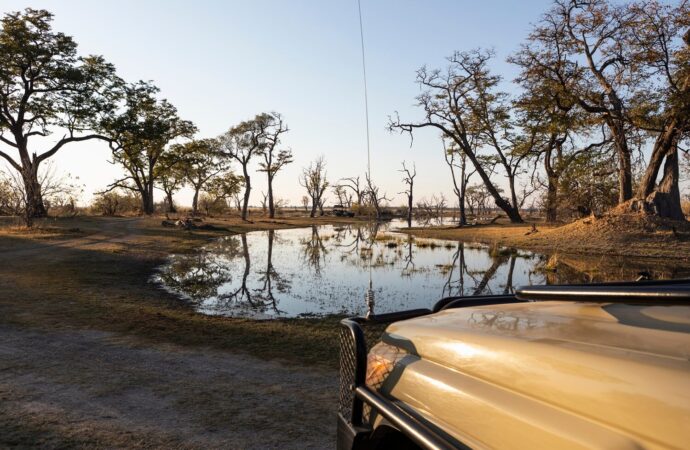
[90,191,141,216]
[198,193,229,216]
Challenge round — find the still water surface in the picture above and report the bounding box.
[154,219,685,319]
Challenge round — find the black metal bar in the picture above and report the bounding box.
[355,308,432,324]
[341,319,368,426]
[436,295,522,311]
[516,282,690,303]
[355,386,461,450]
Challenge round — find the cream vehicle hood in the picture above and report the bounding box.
[380,302,690,449]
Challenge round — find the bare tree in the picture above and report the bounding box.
[332,184,353,207]
[299,156,329,218]
[364,173,391,220]
[399,161,416,227]
[340,176,366,207]
[260,191,268,214]
[257,113,293,218]
[389,50,524,222]
[443,140,476,226]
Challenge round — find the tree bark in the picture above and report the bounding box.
[545,176,558,223]
[634,120,684,220]
[267,174,275,218]
[192,188,200,215]
[21,166,47,224]
[461,143,523,223]
[166,191,176,213]
[607,119,633,203]
[407,191,413,228]
[459,163,467,226]
[241,165,251,221]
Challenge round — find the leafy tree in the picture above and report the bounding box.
[257,112,292,218]
[0,8,120,225]
[299,156,329,218]
[389,50,525,222]
[205,170,244,213]
[174,138,226,215]
[156,149,187,213]
[100,82,196,214]
[90,189,141,216]
[220,113,272,220]
[518,0,640,204]
[557,151,619,217]
[627,1,690,220]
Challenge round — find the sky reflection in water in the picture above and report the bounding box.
[155,219,554,319]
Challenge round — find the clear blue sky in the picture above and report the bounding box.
[1,0,555,206]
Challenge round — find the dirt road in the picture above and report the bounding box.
[0,324,336,449]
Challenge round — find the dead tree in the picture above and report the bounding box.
[364,173,391,220]
[399,161,417,227]
[443,140,476,226]
[299,156,329,218]
[340,176,366,208]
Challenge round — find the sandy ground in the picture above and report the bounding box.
[0,324,336,449]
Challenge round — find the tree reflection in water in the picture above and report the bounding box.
[155,219,684,318]
[157,236,239,302]
[300,226,328,275]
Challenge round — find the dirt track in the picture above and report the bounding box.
[0,324,336,449]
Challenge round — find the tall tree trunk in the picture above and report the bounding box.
[406,191,413,228]
[545,175,558,223]
[309,199,317,218]
[147,187,155,214]
[459,164,467,226]
[21,162,47,225]
[192,188,200,215]
[166,191,176,213]
[267,174,275,218]
[634,122,684,220]
[22,172,47,226]
[508,173,519,212]
[241,165,251,221]
[461,147,522,223]
[141,192,152,215]
[608,120,633,203]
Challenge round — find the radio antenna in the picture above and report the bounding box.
[357,0,375,318]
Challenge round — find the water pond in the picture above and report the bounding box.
[154,219,689,319]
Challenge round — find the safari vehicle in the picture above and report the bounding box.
[333,204,356,217]
[338,280,690,450]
